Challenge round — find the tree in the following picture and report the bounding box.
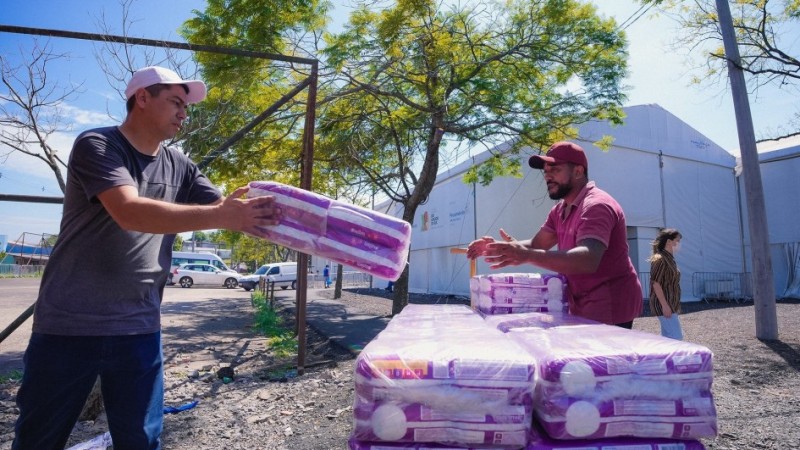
[0,40,83,193]
[180,0,627,314]
[320,0,628,313]
[645,0,800,139]
[172,234,184,251]
[179,0,332,189]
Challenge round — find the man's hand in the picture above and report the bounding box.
[218,186,281,235]
[467,229,518,260]
[483,239,530,269]
[467,236,496,259]
[499,228,516,242]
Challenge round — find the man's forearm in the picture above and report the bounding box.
[525,246,600,275]
[109,196,226,234]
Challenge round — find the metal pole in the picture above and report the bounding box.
[715,0,778,340]
[0,303,34,345]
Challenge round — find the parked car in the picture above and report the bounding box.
[167,251,232,285]
[173,263,239,289]
[238,262,298,291]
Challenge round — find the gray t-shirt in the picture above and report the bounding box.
[33,126,221,336]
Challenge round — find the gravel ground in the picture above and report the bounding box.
[0,289,798,450]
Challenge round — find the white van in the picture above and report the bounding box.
[238,262,298,291]
[168,251,231,285]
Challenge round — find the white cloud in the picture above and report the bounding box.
[0,129,75,181]
[60,104,118,126]
[0,100,118,181]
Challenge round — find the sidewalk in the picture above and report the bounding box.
[271,287,390,354]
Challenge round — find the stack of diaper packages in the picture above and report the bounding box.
[498,318,714,448]
[246,181,411,280]
[470,273,568,316]
[350,304,536,448]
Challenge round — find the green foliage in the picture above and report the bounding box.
[0,370,23,383]
[172,234,184,252]
[180,0,332,189]
[232,234,295,271]
[463,153,523,186]
[251,292,297,358]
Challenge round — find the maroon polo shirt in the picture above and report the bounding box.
[542,182,643,324]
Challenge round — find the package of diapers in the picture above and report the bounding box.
[505,324,717,440]
[525,421,707,449]
[483,311,599,333]
[246,181,411,280]
[353,305,536,447]
[470,273,567,316]
[348,435,508,449]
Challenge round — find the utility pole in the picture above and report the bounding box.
[715,0,778,340]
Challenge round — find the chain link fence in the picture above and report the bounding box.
[0,264,45,278]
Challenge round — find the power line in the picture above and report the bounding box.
[618,3,655,31]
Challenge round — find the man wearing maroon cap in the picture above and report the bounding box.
[13,66,282,449]
[467,141,642,328]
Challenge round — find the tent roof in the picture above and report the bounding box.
[435,103,735,185]
[578,104,735,167]
[755,135,800,162]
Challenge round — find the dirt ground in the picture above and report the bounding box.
[0,289,798,450]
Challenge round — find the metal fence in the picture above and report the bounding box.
[306,271,372,289]
[691,272,753,303]
[0,264,45,277]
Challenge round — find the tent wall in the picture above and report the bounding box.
[738,143,800,298]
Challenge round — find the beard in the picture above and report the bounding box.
[548,182,573,200]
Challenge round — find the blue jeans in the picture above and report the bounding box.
[658,314,684,340]
[14,332,164,450]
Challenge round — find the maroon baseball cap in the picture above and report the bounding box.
[528,141,588,170]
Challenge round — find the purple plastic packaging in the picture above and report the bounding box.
[526,422,707,450]
[348,435,510,449]
[247,181,411,280]
[471,274,568,316]
[504,324,717,440]
[353,306,536,448]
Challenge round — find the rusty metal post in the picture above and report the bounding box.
[295,62,318,376]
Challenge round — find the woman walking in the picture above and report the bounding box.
[649,228,684,340]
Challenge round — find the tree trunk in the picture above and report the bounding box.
[334,264,343,299]
[390,125,445,314]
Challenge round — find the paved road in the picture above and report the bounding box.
[0,277,252,375]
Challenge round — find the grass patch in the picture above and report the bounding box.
[251,292,297,358]
[0,370,23,383]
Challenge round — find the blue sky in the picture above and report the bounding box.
[1,0,797,242]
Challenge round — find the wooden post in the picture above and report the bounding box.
[450,248,476,278]
[715,0,777,340]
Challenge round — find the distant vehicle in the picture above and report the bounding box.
[173,263,239,289]
[238,264,270,291]
[238,262,298,291]
[168,251,231,285]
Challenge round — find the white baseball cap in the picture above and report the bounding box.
[124,66,207,104]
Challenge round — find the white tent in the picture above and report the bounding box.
[738,136,800,299]
[379,104,745,301]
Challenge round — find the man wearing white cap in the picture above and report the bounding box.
[467,141,642,328]
[13,66,281,449]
